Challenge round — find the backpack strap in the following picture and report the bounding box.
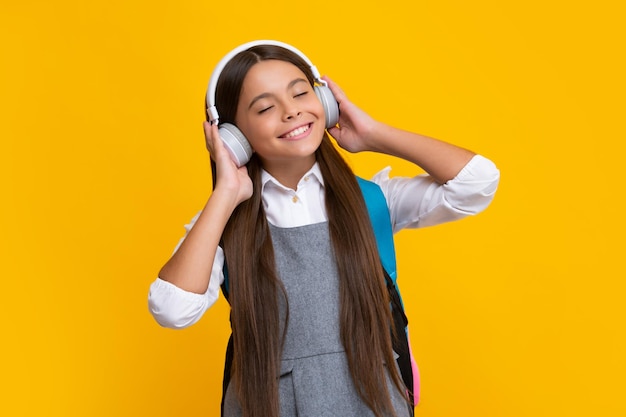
[357,177,416,407]
[356,177,397,282]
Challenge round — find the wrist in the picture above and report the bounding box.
[362,121,393,153]
[211,184,244,211]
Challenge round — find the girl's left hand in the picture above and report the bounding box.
[323,75,380,153]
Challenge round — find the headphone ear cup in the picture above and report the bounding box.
[218,123,253,167]
[314,86,339,129]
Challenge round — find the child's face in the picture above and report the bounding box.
[234,59,326,170]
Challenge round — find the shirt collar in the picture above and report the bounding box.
[261,162,325,192]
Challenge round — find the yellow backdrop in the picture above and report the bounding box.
[2,1,624,416]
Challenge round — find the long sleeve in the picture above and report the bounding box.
[148,214,226,329]
[373,154,500,232]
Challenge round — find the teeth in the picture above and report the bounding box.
[284,125,309,138]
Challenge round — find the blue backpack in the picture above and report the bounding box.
[219,177,416,413]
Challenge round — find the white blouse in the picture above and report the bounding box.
[148,155,500,328]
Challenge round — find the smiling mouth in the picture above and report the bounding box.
[281,123,311,139]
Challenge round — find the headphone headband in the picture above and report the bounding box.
[205,40,326,124]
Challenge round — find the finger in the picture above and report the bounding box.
[326,124,340,138]
[203,121,222,155]
[203,121,213,143]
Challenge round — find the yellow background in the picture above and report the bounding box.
[2,1,624,416]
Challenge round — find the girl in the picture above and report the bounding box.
[148,41,500,417]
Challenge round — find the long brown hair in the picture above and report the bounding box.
[217,45,407,417]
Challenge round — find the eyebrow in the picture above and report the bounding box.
[247,78,309,110]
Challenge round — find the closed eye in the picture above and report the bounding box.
[294,91,308,98]
[258,105,274,114]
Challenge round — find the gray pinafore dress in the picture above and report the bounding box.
[223,222,411,417]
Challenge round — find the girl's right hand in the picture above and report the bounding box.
[203,121,253,207]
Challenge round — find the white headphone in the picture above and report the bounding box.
[205,40,340,166]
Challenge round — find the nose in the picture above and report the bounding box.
[282,105,302,121]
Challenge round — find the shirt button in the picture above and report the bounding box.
[292,196,299,203]
[304,175,310,181]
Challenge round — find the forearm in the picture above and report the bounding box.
[366,122,475,184]
[158,189,237,294]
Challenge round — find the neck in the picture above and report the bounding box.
[261,155,316,190]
